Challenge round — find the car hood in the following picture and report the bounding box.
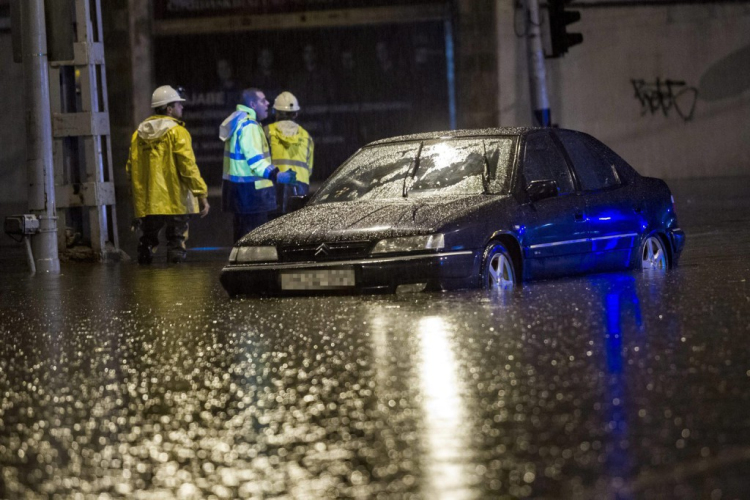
[241,195,505,245]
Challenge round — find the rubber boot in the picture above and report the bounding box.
[167,249,186,264]
[137,243,154,265]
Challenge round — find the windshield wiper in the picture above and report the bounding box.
[404,142,423,198]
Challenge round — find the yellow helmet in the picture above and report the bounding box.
[273,91,300,112]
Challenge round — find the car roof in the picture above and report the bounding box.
[365,127,543,147]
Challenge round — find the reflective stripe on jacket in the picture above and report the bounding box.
[125,116,208,218]
[220,105,277,214]
[266,121,314,185]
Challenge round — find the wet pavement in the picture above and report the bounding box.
[0,177,749,499]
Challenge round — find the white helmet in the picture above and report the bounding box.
[273,91,300,112]
[151,85,185,108]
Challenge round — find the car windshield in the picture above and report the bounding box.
[313,137,516,204]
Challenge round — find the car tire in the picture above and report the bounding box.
[640,234,668,270]
[483,242,517,290]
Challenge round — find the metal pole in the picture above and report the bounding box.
[24,237,37,274]
[524,0,551,127]
[444,18,457,130]
[21,0,60,273]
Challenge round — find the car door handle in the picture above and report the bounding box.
[574,212,585,222]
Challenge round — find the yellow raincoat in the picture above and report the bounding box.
[266,120,314,186]
[126,116,208,218]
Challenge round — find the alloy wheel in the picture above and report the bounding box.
[641,235,668,270]
[486,245,516,289]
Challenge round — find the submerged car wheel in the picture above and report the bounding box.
[641,235,668,270]
[483,243,516,290]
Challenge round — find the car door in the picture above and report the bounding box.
[520,131,590,279]
[554,130,644,272]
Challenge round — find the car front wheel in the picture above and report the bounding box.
[640,235,668,270]
[483,242,516,290]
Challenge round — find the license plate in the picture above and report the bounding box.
[280,267,355,290]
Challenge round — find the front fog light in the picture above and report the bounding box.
[231,246,278,263]
[371,234,444,254]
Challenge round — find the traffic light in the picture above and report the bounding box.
[548,0,583,57]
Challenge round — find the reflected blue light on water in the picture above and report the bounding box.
[190,247,227,251]
[599,275,643,499]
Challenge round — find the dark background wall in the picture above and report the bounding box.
[154,22,451,186]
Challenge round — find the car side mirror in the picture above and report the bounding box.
[526,179,559,202]
[287,195,310,213]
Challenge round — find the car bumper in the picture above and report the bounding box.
[220,250,476,296]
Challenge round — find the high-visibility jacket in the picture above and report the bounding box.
[265,121,314,186]
[125,116,208,218]
[220,105,277,214]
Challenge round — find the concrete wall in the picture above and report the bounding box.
[498,0,750,179]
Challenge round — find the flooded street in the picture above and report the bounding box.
[1,178,749,499]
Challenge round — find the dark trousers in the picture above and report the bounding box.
[233,212,268,243]
[138,214,190,262]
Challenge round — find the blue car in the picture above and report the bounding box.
[220,128,685,296]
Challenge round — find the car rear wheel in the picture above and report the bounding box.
[640,235,668,270]
[483,243,516,290]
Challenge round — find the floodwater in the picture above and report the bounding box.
[0,178,748,499]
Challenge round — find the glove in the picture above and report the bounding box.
[277,170,297,185]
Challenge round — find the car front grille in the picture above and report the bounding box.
[278,241,374,262]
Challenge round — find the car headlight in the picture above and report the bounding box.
[371,234,445,254]
[230,246,278,263]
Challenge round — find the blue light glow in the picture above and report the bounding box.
[190,247,228,251]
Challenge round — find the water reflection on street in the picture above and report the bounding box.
[2,255,749,499]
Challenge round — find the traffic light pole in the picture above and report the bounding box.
[524,0,551,127]
[20,0,61,274]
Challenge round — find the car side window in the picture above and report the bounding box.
[557,130,620,191]
[523,132,574,194]
[580,134,638,184]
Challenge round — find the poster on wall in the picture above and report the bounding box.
[153,22,450,186]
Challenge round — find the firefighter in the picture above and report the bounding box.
[265,91,314,216]
[220,88,296,242]
[126,85,210,264]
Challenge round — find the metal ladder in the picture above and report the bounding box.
[46,0,119,261]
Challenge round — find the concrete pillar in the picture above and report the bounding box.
[102,0,153,256]
[455,0,500,128]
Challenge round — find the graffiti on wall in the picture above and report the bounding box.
[631,78,698,122]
